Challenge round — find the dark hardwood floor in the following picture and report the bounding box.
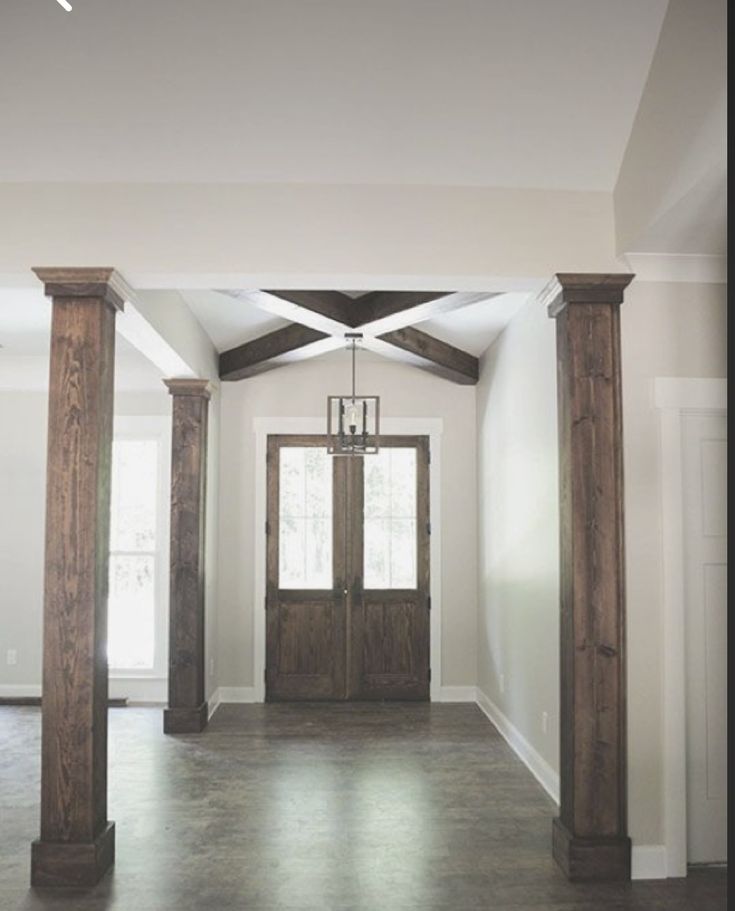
[0,703,727,910]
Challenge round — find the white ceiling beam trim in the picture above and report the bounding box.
[116,301,196,380]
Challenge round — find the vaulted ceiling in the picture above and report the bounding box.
[179,289,529,384]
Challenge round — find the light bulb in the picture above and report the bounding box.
[347,401,359,433]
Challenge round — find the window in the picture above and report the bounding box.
[364,447,417,589]
[278,446,333,588]
[108,426,167,674]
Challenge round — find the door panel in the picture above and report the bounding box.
[266,437,347,701]
[349,438,430,700]
[266,434,430,701]
[268,596,344,699]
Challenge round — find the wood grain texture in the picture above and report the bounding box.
[266,436,347,700]
[265,435,430,702]
[550,273,633,881]
[32,267,131,311]
[264,289,358,327]
[216,288,486,385]
[357,290,492,335]
[369,326,479,384]
[218,289,355,335]
[163,379,210,733]
[349,437,430,700]
[219,324,337,381]
[31,290,120,887]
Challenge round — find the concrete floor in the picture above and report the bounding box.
[0,703,727,911]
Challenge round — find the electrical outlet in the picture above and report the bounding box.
[499,674,505,694]
[542,711,549,734]
[6,649,17,666]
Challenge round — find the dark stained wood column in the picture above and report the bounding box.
[31,268,126,887]
[163,379,211,734]
[545,273,634,881]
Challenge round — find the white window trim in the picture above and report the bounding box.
[653,377,727,877]
[109,415,171,698]
[253,417,443,702]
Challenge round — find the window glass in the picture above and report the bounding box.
[364,448,417,588]
[110,440,157,551]
[108,554,155,669]
[108,439,159,670]
[279,447,333,588]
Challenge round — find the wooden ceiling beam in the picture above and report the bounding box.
[365,326,479,385]
[217,288,357,335]
[219,323,342,381]
[356,290,497,334]
[216,288,492,384]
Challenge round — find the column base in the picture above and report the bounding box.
[163,702,208,734]
[552,818,631,881]
[31,821,115,887]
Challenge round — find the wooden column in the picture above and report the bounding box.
[545,273,634,881]
[31,268,126,887]
[163,379,211,734]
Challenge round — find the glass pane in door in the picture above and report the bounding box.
[364,448,417,588]
[279,447,333,588]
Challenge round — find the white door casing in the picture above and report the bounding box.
[682,411,727,864]
[654,377,727,876]
[253,417,443,703]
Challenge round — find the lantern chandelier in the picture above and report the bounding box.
[327,333,380,455]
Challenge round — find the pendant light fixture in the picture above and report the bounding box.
[327,333,380,455]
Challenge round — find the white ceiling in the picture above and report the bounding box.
[422,294,529,356]
[0,0,667,190]
[182,288,529,357]
[177,291,289,351]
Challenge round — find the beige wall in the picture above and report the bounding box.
[0,391,48,690]
[475,277,727,850]
[475,297,560,769]
[215,351,478,690]
[622,279,727,844]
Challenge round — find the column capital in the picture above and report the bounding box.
[32,267,131,312]
[163,378,212,399]
[541,273,635,318]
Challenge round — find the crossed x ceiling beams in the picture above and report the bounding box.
[217,289,497,385]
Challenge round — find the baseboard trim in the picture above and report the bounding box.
[207,689,221,720]
[437,686,477,702]
[209,686,259,716]
[0,684,42,698]
[474,688,669,881]
[631,845,668,880]
[0,681,166,704]
[475,687,560,806]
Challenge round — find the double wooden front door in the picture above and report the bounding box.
[266,435,430,701]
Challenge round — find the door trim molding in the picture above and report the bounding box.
[252,417,444,702]
[653,377,727,877]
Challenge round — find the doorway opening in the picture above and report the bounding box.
[265,434,430,701]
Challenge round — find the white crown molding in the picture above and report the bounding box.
[620,253,727,284]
